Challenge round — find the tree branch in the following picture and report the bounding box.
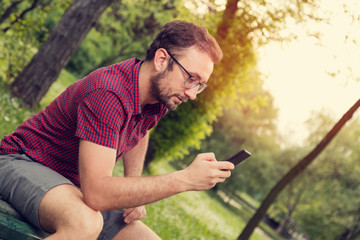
[0,0,22,24]
[3,0,40,33]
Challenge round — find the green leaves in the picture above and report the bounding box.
[0,0,71,83]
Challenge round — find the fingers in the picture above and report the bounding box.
[184,153,235,191]
[204,160,233,186]
[213,166,232,183]
[195,153,235,170]
[196,152,216,162]
[123,206,146,224]
[217,161,235,171]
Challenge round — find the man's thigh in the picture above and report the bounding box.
[39,184,130,239]
[0,154,129,239]
[38,184,104,239]
[113,221,161,240]
[0,154,74,231]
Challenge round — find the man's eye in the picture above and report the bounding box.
[188,77,198,84]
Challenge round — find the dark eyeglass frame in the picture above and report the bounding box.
[167,51,207,94]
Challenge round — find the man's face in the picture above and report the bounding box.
[150,47,214,111]
[150,70,184,111]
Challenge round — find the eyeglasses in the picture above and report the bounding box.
[167,52,207,94]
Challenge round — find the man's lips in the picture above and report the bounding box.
[175,97,182,104]
[175,96,188,104]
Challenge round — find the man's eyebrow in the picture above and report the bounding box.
[189,71,203,82]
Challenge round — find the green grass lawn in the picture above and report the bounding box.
[113,160,280,240]
[0,70,282,240]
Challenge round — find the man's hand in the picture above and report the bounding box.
[123,206,146,224]
[181,153,234,191]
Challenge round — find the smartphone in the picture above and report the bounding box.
[226,149,251,166]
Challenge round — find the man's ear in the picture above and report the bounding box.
[153,48,168,72]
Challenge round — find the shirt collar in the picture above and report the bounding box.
[132,58,142,115]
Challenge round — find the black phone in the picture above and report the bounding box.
[226,149,251,166]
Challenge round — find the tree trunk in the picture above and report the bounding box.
[238,98,360,240]
[338,206,360,240]
[338,225,360,240]
[276,184,304,236]
[216,0,239,40]
[276,209,292,236]
[10,0,114,107]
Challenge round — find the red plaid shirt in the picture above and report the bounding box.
[0,58,168,186]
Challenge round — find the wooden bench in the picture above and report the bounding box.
[0,198,48,240]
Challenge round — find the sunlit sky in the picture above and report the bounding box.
[258,0,360,146]
[186,0,360,146]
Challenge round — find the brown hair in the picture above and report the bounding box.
[145,20,222,63]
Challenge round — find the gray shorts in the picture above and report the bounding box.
[0,154,127,240]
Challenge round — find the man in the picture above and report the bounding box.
[0,20,234,239]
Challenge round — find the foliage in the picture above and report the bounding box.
[267,112,360,239]
[66,0,179,77]
[148,0,320,164]
[0,0,71,83]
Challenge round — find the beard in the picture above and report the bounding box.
[150,70,187,111]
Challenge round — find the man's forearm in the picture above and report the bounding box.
[122,132,149,177]
[84,170,188,211]
[83,132,184,210]
[79,138,234,212]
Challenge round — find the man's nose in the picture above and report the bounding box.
[185,87,198,100]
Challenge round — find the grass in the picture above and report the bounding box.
[0,70,282,240]
[113,160,280,240]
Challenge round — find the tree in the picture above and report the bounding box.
[146,0,319,166]
[238,98,360,239]
[292,112,360,239]
[10,0,114,107]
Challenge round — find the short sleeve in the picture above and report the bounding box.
[75,89,126,149]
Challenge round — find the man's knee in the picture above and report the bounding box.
[71,209,104,238]
[55,208,103,239]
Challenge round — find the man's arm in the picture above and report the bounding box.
[122,132,149,177]
[78,139,234,211]
[121,132,149,223]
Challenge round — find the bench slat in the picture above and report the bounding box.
[0,213,42,240]
[0,199,24,220]
[0,199,49,240]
